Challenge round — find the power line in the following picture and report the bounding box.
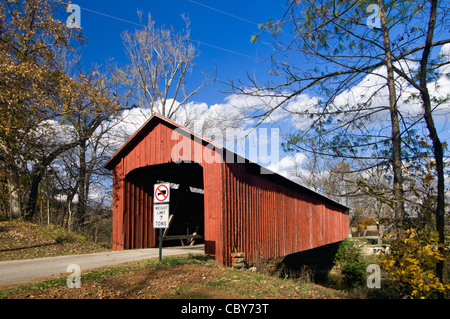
[186,0,258,26]
[81,7,141,27]
[59,1,261,61]
[189,38,261,61]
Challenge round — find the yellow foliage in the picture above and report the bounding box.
[380,229,449,298]
[422,173,434,185]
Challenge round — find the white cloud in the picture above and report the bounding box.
[266,152,309,184]
[322,53,450,132]
[101,47,450,189]
[427,43,450,122]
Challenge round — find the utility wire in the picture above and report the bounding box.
[189,38,261,61]
[186,0,258,25]
[80,6,141,27]
[58,1,261,61]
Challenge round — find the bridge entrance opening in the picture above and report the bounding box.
[125,162,204,249]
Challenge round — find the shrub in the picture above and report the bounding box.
[334,238,368,283]
[379,229,449,299]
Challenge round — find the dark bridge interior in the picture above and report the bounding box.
[128,162,205,247]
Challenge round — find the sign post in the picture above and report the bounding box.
[153,183,170,262]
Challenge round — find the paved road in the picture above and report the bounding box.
[0,245,204,288]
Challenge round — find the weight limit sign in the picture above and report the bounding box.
[154,183,170,203]
[153,204,169,228]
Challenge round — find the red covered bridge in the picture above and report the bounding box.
[104,113,349,266]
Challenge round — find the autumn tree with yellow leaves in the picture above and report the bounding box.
[0,0,124,224]
[380,229,449,298]
[0,0,82,218]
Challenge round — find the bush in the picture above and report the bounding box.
[334,239,368,283]
[379,229,449,299]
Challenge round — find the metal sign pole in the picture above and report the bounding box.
[159,228,163,262]
[154,183,170,263]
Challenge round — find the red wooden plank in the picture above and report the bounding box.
[107,115,349,266]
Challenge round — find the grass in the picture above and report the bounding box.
[155,254,213,267]
[0,253,351,299]
[204,267,330,299]
[4,220,447,299]
[0,253,218,298]
[0,222,392,299]
[0,251,414,299]
[0,219,108,261]
[0,259,131,299]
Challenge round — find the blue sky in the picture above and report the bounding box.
[59,0,285,106]
[56,1,449,184]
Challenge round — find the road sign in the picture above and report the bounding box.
[153,204,169,229]
[154,183,170,203]
[153,183,170,262]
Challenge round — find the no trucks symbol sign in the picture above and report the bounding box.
[153,183,170,260]
[154,183,170,203]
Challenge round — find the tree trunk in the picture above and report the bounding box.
[68,200,72,232]
[25,141,81,221]
[7,164,22,219]
[25,166,44,221]
[377,0,406,235]
[417,0,445,297]
[76,140,87,228]
[47,195,50,226]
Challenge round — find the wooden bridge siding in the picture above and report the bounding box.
[111,158,125,250]
[222,162,349,265]
[203,162,225,264]
[121,176,154,250]
[108,115,349,267]
[110,119,226,263]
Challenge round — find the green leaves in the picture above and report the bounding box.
[334,238,368,281]
[250,34,259,44]
[252,17,282,43]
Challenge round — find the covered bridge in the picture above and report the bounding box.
[104,113,349,266]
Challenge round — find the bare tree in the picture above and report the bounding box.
[122,12,208,123]
[57,61,129,229]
